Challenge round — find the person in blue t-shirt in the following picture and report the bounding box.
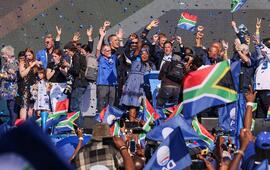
[96,44,118,112]
[95,25,118,112]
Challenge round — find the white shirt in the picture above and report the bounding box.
[255,44,270,90]
[160,53,172,70]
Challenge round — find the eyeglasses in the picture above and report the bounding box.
[131,42,138,44]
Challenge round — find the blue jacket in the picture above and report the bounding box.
[36,41,61,69]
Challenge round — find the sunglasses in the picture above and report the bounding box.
[131,42,138,44]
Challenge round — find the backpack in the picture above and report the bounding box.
[166,60,184,83]
[85,54,98,81]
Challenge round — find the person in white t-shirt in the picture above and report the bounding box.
[254,33,270,118]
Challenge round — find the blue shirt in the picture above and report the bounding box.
[96,54,118,85]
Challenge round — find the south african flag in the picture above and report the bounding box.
[177,12,198,31]
[192,117,215,146]
[183,60,238,118]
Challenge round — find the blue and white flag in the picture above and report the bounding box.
[146,115,202,142]
[255,159,269,170]
[231,0,248,13]
[144,127,192,170]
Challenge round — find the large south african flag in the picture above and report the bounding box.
[231,0,248,13]
[183,60,237,118]
[177,12,198,31]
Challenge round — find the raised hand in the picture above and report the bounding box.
[56,26,62,36]
[231,21,237,28]
[116,27,124,39]
[197,25,204,32]
[55,26,62,41]
[72,32,80,42]
[76,128,83,138]
[87,26,93,38]
[149,19,159,28]
[196,31,204,39]
[234,38,241,51]
[240,128,253,151]
[103,20,111,29]
[113,136,126,150]
[256,18,262,30]
[221,40,229,50]
[99,27,106,37]
[176,36,182,44]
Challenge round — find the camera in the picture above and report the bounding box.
[122,121,144,134]
[63,74,74,95]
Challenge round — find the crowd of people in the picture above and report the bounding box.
[1,16,270,169]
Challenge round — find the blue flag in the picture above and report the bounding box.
[146,115,203,142]
[218,61,241,133]
[231,0,248,13]
[255,159,269,170]
[218,102,237,133]
[0,119,72,170]
[99,105,124,125]
[236,93,246,148]
[144,127,192,170]
[51,134,91,160]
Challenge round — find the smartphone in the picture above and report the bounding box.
[102,137,114,146]
[129,140,136,153]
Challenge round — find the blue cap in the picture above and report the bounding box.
[255,131,270,150]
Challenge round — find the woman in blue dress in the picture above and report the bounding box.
[120,47,156,121]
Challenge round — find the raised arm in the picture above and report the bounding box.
[228,129,253,170]
[72,32,81,44]
[55,26,61,42]
[116,27,124,47]
[95,27,106,57]
[234,39,251,64]
[221,40,229,60]
[255,18,261,39]
[141,19,159,41]
[195,26,204,47]
[113,136,135,170]
[231,21,239,34]
[86,26,94,53]
[69,128,84,162]
[244,85,257,130]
